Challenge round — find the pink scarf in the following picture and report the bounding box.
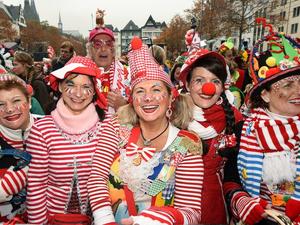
[51,98,99,134]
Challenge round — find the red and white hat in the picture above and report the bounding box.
[128,37,173,89]
[49,56,107,109]
[179,48,227,86]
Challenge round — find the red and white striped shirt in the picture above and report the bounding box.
[26,116,119,224]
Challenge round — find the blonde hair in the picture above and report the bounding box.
[117,92,193,130]
[149,45,166,66]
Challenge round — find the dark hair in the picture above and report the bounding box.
[14,51,35,83]
[250,84,271,109]
[186,56,227,85]
[60,74,105,121]
[170,63,181,83]
[187,55,236,135]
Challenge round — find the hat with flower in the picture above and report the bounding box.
[49,56,107,109]
[249,18,300,98]
[89,9,114,42]
[127,36,174,89]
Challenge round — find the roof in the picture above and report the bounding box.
[123,20,140,31]
[6,5,20,21]
[141,15,167,29]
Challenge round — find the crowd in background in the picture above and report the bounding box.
[0,12,299,225]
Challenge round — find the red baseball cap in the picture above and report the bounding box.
[89,27,115,42]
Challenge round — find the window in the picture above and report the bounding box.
[278,26,284,32]
[293,6,300,17]
[281,0,287,6]
[280,11,286,20]
[291,23,298,34]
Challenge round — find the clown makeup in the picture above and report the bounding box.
[59,74,95,115]
[0,88,30,130]
[63,79,95,98]
[271,75,300,92]
[188,67,224,109]
[132,80,172,123]
[261,75,300,116]
[132,82,168,104]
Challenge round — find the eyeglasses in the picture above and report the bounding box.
[92,39,114,49]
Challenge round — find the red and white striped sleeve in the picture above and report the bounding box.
[132,154,204,225]
[88,117,120,225]
[26,121,50,224]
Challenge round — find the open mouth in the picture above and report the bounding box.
[141,105,159,113]
[288,99,300,104]
[199,94,214,99]
[5,114,21,121]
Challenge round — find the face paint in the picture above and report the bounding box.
[272,75,300,91]
[0,100,27,113]
[63,80,95,98]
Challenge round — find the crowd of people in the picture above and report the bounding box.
[0,11,299,225]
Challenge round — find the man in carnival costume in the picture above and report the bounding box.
[88,9,130,115]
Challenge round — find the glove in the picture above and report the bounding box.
[286,198,300,221]
[231,191,268,225]
[0,166,29,196]
[293,216,300,225]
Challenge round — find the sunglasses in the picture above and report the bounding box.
[92,39,114,49]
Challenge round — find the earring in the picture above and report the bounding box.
[216,96,223,105]
[166,106,172,119]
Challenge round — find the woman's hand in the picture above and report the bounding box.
[121,217,134,225]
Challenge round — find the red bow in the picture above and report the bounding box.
[126,143,156,162]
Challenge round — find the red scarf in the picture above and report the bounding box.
[202,104,243,133]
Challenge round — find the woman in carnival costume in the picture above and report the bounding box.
[25,56,120,225]
[0,73,34,222]
[88,36,203,225]
[179,46,244,224]
[225,20,300,225]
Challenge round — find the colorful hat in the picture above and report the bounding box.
[249,18,300,98]
[49,56,107,109]
[179,48,227,86]
[175,55,187,67]
[218,37,234,54]
[127,36,173,89]
[89,9,114,42]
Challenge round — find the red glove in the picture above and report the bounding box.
[231,191,268,225]
[293,216,300,225]
[0,166,28,196]
[286,198,300,221]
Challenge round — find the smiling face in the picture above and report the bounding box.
[261,75,300,117]
[90,34,115,71]
[59,74,95,115]
[132,80,171,123]
[188,67,224,109]
[0,88,30,130]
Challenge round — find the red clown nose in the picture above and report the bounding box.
[202,82,216,95]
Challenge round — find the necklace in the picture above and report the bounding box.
[140,122,169,146]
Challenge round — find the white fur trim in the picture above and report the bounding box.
[262,151,296,185]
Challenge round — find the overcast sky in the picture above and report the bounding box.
[4,0,195,37]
